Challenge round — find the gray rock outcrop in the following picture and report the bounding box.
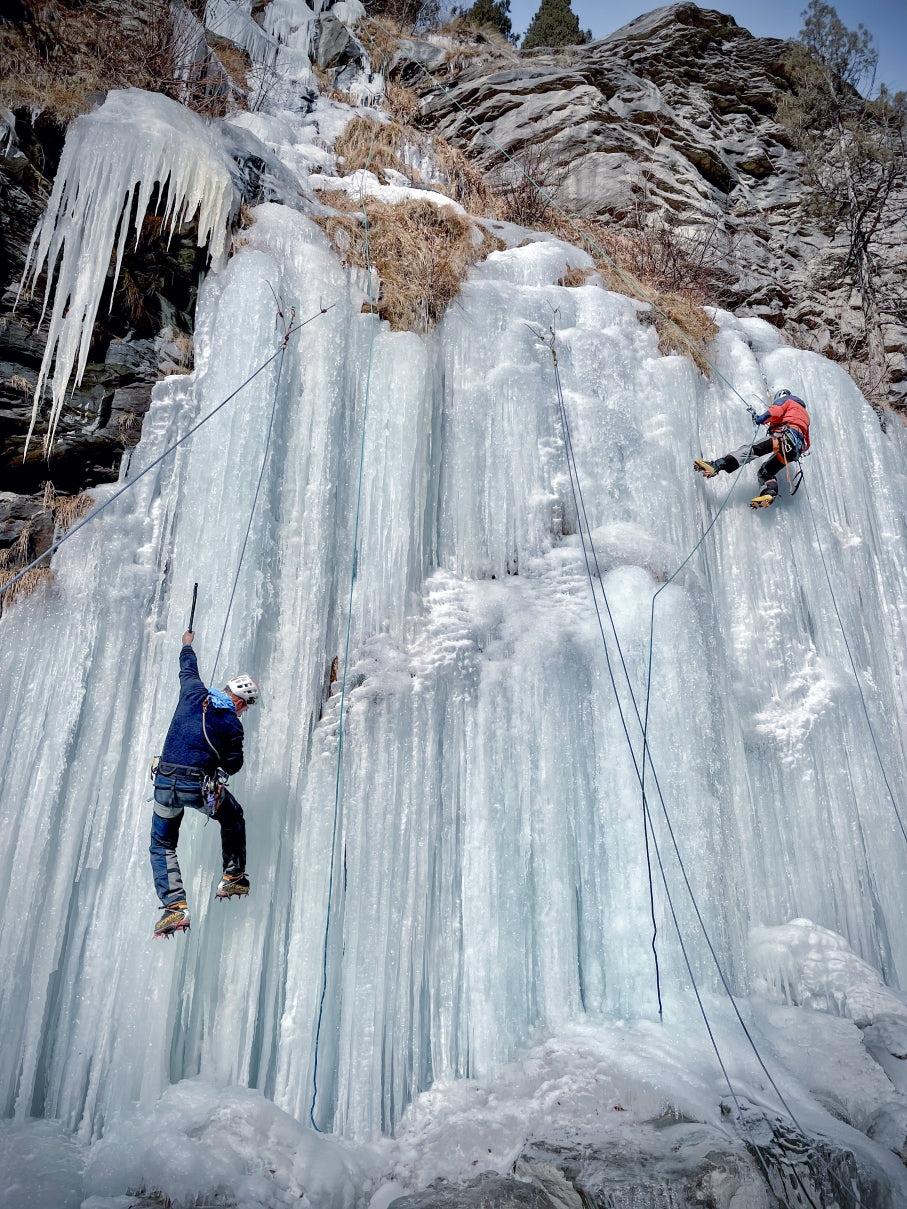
[412,3,906,413]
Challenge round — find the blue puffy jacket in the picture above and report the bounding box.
[160,645,244,775]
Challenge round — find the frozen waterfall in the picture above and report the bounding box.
[1,58,906,1209]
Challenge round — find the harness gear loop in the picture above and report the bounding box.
[771,426,806,495]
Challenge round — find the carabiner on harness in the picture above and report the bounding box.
[202,768,228,817]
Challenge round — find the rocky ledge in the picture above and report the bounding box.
[410,3,906,414]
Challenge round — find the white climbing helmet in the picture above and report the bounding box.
[226,674,260,706]
[773,387,792,402]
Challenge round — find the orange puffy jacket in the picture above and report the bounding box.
[767,396,811,449]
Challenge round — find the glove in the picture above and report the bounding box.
[754,411,770,426]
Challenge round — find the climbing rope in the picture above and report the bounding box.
[210,294,314,682]
[0,302,332,606]
[533,322,662,1018]
[310,119,382,1134]
[539,328,863,1209]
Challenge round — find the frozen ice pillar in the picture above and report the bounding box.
[21,88,238,452]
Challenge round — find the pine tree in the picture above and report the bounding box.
[466,0,513,41]
[522,0,586,50]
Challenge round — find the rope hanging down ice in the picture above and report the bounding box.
[309,118,382,1135]
[537,327,863,1209]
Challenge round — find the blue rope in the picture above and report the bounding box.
[547,350,662,1018]
[310,127,381,1134]
[546,350,810,1205]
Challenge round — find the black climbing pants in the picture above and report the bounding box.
[717,437,792,496]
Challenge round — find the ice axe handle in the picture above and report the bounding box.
[188,583,198,632]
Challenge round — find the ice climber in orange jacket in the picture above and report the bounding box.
[693,388,811,508]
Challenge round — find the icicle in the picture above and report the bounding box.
[20,88,237,454]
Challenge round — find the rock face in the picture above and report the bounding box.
[0,109,205,566]
[386,1125,889,1209]
[413,2,906,414]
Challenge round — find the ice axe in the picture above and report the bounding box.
[188,582,198,632]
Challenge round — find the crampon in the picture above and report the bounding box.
[154,901,190,939]
[216,873,250,901]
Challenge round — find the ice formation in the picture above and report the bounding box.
[2,4,907,1206]
[21,89,237,453]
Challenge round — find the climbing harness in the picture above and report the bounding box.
[770,426,807,496]
[202,770,228,817]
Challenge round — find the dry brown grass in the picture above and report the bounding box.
[0,0,241,124]
[333,115,499,221]
[432,140,496,213]
[0,564,52,607]
[0,516,53,608]
[541,214,718,374]
[559,266,594,287]
[334,116,413,182]
[42,482,95,532]
[650,293,718,375]
[357,18,406,72]
[384,81,422,124]
[315,195,484,331]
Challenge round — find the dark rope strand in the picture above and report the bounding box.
[310,121,381,1133]
[547,345,863,1207]
[211,342,287,682]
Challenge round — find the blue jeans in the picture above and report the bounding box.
[150,762,246,907]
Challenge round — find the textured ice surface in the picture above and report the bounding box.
[2,38,907,1208]
[750,918,907,1026]
[21,89,236,452]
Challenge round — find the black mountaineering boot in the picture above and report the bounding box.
[216,872,250,901]
[154,901,190,938]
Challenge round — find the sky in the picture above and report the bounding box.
[505,1,907,94]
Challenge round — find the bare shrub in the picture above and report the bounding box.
[363,0,440,36]
[315,197,483,331]
[493,142,570,227]
[437,16,516,72]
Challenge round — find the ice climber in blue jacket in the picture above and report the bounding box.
[150,630,260,939]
